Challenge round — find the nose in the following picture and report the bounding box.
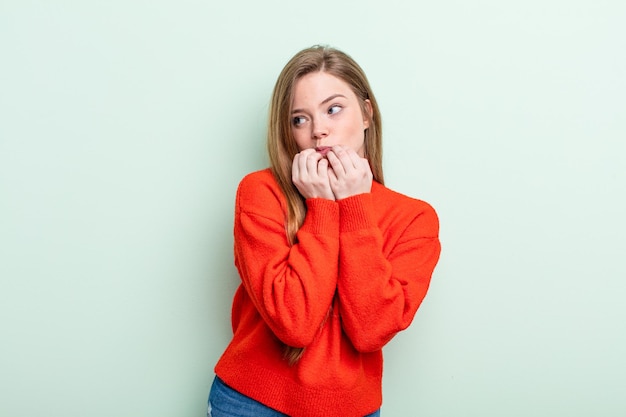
[312,119,328,140]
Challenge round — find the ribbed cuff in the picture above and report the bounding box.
[301,198,339,235]
[337,193,375,233]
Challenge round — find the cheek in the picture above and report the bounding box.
[292,130,309,150]
[347,116,367,137]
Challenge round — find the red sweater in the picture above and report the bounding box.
[214,169,440,417]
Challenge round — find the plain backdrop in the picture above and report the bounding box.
[1,1,625,416]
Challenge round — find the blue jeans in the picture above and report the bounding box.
[208,376,380,417]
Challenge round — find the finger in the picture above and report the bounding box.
[317,157,329,177]
[298,150,313,176]
[326,161,337,182]
[292,153,303,182]
[359,157,373,179]
[346,148,362,169]
[306,151,323,175]
[293,150,315,179]
[332,145,358,171]
[326,149,346,176]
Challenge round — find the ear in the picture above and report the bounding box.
[362,99,373,129]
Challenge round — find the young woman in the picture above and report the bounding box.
[208,45,441,417]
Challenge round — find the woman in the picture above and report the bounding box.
[209,45,441,417]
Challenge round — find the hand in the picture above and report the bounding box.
[292,149,335,200]
[326,146,373,200]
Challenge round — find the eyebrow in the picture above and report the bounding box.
[292,94,347,114]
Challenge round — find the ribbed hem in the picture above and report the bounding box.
[215,357,381,417]
[337,193,375,233]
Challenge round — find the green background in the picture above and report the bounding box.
[1,1,624,416]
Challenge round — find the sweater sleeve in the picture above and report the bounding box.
[336,192,441,352]
[234,173,340,348]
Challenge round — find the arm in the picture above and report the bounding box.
[336,193,441,352]
[234,173,340,348]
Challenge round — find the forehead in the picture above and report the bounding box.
[292,71,356,105]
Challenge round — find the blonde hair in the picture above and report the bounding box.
[266,45,384,364]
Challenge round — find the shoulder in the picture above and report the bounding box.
[238,168,277,191]
[236,168,286,215]
[372,182,439,238]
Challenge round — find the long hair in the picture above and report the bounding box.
[266,45,384,364]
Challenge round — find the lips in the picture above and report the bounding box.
[315,146,331,156]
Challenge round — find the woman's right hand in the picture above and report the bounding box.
[292,149,335,200]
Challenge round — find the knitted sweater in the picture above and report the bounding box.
[214,168,441,417]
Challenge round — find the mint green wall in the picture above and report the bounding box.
[1,1,624,416]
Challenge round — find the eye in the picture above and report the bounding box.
[328,105,342,115]
[292,116,307,126]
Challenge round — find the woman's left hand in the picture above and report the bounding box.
[326,145,373,200]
